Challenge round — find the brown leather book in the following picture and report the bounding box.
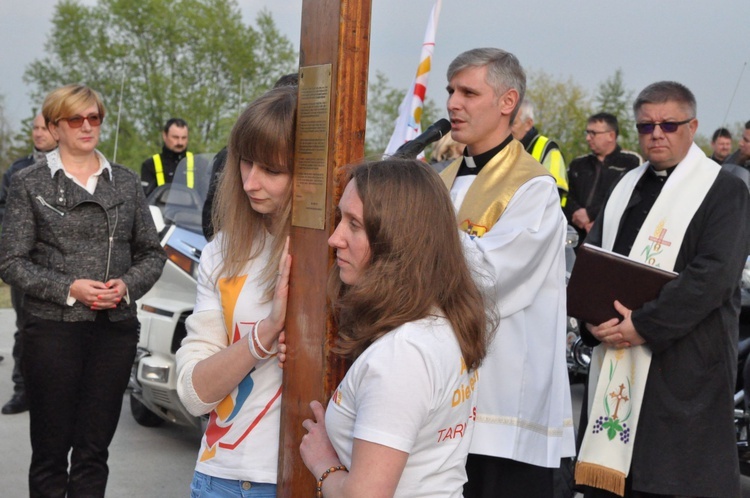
[567,243,678,325]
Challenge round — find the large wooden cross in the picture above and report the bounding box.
[277,1,372,496]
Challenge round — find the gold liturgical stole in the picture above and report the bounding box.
[440,140,551,237]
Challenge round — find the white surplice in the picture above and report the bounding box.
[452,173,576,468]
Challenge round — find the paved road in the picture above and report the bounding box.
[0,308,199,497]
[0,307,749,496]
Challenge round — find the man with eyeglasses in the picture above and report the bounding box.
[724,120,750,169]
[575,81,748,498]
[565,113,641,242]
[0,114,58,416]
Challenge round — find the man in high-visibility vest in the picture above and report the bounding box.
[511,99,569,205]
[141,118,194,196]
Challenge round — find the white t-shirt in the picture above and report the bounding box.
[326,315,478,498]
[176,232,281,483]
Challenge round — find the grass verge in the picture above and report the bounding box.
[0,281,11,309]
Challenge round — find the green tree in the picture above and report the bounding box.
[9,116,38,162]
[0,96,14,172]
[0,98,32,172]
[24,0,296,170]
[526,70,593,161]
[594,68,638,152]
[364,71,440,158]
[365,71,406,157]
[727,121,746,152]
[694,133,711,157]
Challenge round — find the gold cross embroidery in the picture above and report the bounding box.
[609,383,630,420]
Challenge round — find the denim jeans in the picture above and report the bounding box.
[23,312,138,498]
[190,471,277,497]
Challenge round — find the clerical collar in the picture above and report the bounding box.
[648,164,676,177]
[457,134,513,176]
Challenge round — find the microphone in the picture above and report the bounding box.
[394,118,452,159]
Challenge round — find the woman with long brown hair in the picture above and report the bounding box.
[300,158,494,497]
[175,85,296,497]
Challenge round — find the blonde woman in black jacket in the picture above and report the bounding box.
[0,84,166,497]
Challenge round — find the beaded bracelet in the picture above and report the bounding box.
[316,465,348,497]
[253,318,278,356]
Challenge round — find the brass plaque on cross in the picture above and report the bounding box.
[292,64,332,230]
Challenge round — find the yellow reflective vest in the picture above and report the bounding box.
[528,135,568,207]
[153,151,194,188]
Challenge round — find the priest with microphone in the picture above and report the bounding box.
[439,48,575,497]
[393,118,451,159]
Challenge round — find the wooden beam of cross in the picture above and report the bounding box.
[277,1,372,496]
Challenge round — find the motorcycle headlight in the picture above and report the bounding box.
[566,227,579,247]
[165,244,198,279]
[141,364,170,384]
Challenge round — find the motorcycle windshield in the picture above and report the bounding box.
[153,152,217,235]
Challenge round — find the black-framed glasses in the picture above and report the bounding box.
[585,129,610,137]
[635,119,692,135]
[57,113,102,129]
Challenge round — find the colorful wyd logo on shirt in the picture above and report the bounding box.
[437,358,478,443]
[331,387,343,406]
[459,219,487,239]
[200,321,258,462]
[200,320,282,461]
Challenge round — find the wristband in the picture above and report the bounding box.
[253,318,278,356]
[247,321,270,361]
[316,465,348,497]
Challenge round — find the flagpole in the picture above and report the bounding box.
[112,70,126,163]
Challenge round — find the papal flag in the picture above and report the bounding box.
[384,0,442,157]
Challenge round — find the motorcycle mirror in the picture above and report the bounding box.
[149,204,166,234]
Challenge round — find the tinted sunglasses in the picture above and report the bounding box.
[58,113,103,129]
[635,118,692,135]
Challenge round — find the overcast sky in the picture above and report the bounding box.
[2,0,749,144]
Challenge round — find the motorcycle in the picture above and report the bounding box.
[564,226,592,384]
[736,339,750,475]
[734,256,750,474]
[128,153,215,429]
